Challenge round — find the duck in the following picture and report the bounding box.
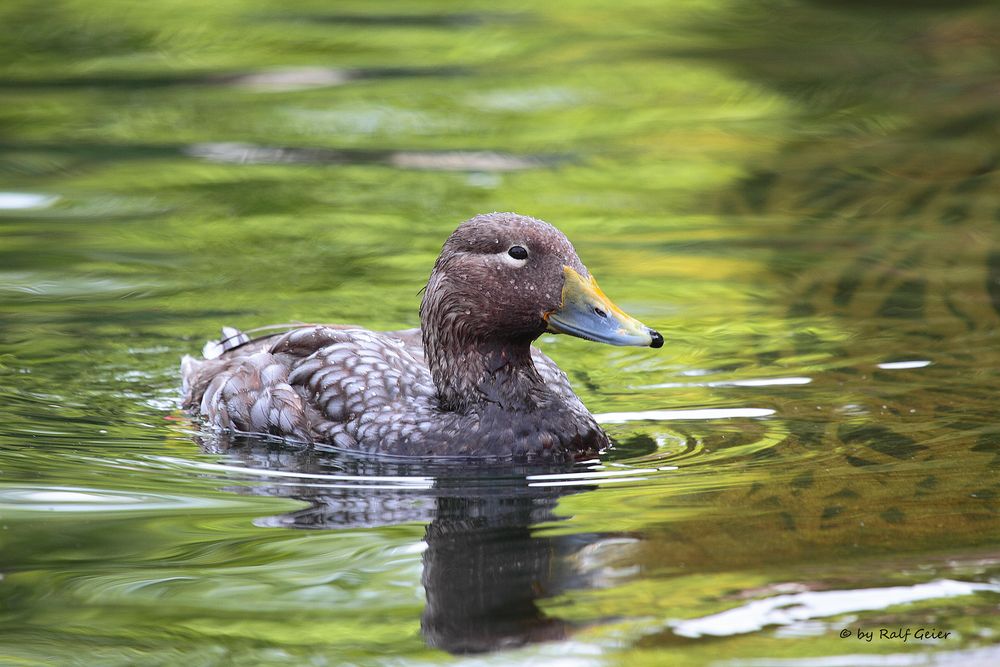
[181,212,662,461]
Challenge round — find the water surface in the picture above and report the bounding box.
[2,1,1000,665]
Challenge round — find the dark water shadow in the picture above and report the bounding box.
[198,432,637,654]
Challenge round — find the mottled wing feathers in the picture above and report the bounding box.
[196,350,311,440]
[184,326,437,449]
[281,328,437,447]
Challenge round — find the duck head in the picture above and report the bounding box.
[420,213,661,410]
[422,212,661,349]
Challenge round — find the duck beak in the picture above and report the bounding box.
[544,266,663,348]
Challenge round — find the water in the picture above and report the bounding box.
[2,1,1000,664]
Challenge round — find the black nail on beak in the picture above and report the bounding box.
[649,329,664,349]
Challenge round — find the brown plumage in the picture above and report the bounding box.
[181,212,662,461]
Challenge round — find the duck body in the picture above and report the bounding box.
[182,213,662,461]
[182,325,606,460]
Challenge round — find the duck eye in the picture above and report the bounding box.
[507,245,528,260]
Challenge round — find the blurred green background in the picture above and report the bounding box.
[2,0,1000,665]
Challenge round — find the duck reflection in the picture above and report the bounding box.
[198,433,638,654]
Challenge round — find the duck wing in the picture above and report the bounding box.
[182,325,436,447]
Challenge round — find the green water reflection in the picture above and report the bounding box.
[2,0,1000,665]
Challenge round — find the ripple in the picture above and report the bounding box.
[721,646,1000,667]
[0,485,240,514]
[527,477,650,488]
[388,151,541,171]
[0,272,154,299]
[0,192,59,209]
[526,468,657,488]
[672,579,1000,638]
[185,141,549,172]
[226,66,353,92]
[527,469,658,480]
[638,376,812,389]
[877,360,932,370]
[151,455,435,488]
[468,86,581,112]
[596,408,775,424]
